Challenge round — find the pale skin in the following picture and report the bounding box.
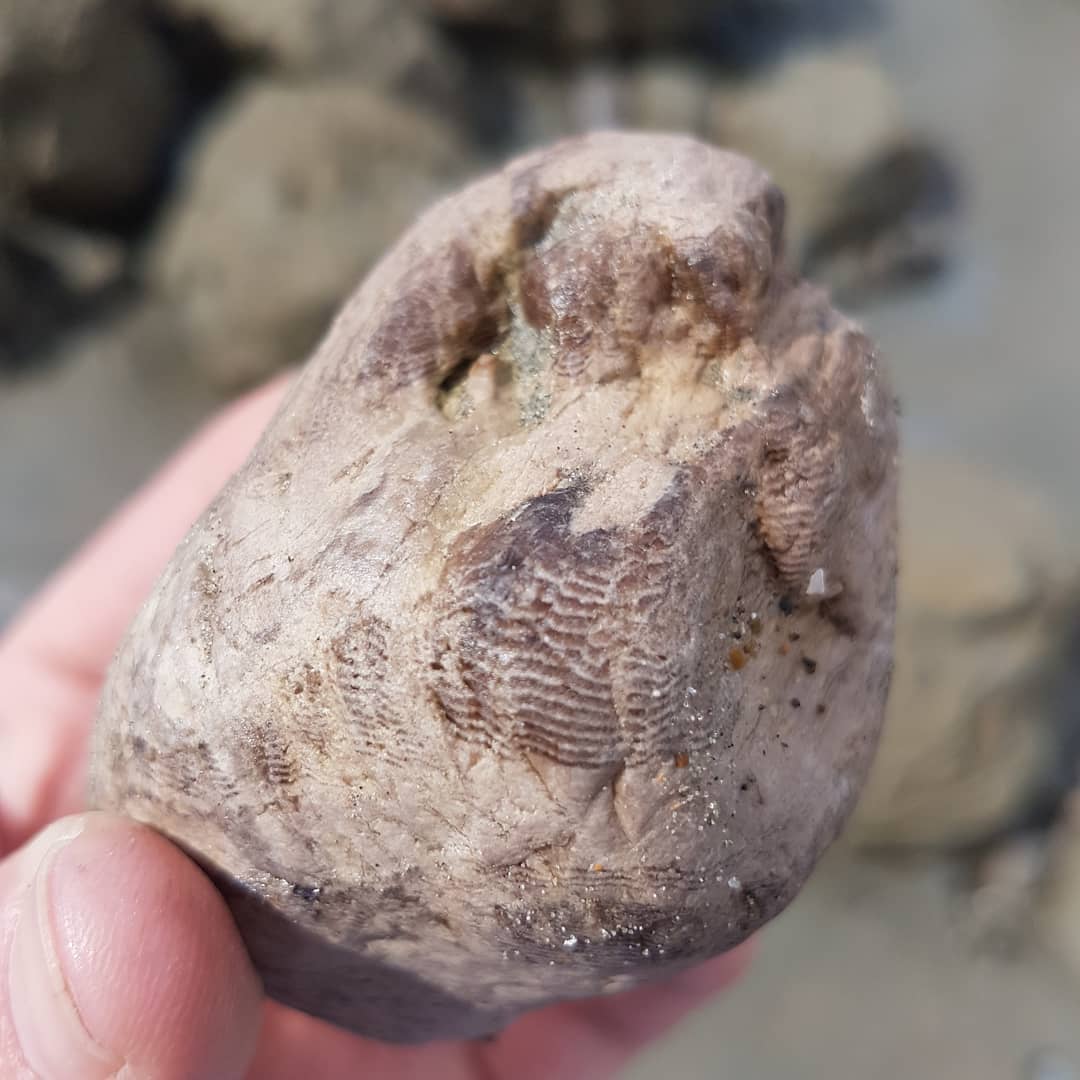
[0,376,748,1079]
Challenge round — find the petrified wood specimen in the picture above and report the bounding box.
[91,132,898,1042]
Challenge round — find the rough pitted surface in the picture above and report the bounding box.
[91,132,898,1043]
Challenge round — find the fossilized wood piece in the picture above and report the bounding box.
[90,132,897,1043]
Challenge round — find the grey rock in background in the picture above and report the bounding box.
[0,0,183,226]
[418,0,874,57]
[490,43,960,302]
[148,81,473,389]
[156,0,466,101]
[803,138,962,304]
[0,216,127,370]
[706,47,905,257]
[418,0,718,46]
[621,57,712,134]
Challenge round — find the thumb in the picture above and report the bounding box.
[1,813,262,1079]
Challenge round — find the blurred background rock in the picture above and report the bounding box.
[2,0,1079,1076]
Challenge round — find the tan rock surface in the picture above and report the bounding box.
[92,132,897,1042]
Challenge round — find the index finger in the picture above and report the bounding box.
[0,375,291,850]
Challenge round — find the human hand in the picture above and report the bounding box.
[0,377,749,1079]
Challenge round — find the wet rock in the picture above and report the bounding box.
[0,0,183,228]
[156,0,464,102]
[148,81,472,389]
[851,456,1080,849]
